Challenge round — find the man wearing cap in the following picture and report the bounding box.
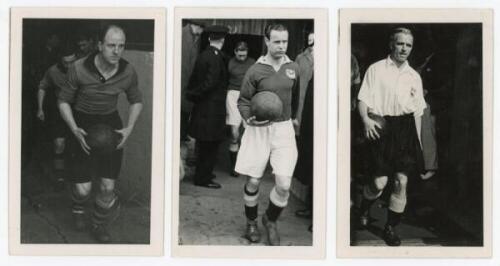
[186,25,229,189]
[226,41,255,177]
[356,27,426,246]
[236,23,300,246]
[36,49,78,190]
[58,24,143,243]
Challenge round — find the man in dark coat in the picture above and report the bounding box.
[186,25,229,189]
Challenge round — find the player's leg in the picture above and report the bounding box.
[383,172,407,246]
[236,124,270,243]
[243,175,262,242]
[71,181,92,230]
[228,125,240,177]
[91,177,120,243]
[89,112,123,243]
[226,90,242,177]
[264,120,298,246]
[358,175,388,226]
[52,137,66,189]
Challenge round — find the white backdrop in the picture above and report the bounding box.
[0,0,498,265]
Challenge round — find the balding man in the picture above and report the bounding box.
[59,24,143,243]
[356,28,426,246]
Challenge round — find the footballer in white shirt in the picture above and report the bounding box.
[356,27,426,246]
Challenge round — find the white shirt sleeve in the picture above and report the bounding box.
[412,75,427,117]
[357,65,374,109]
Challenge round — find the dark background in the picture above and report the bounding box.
[21,19,155,244]
[183,19,314,61]
[350,23,483,244]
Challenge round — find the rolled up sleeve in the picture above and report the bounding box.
[125,69,143,104]
[357,65,374,109]
[58,64,78,104]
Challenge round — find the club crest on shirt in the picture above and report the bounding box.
[285,69,296,79]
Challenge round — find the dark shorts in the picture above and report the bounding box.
[46,108,70,139]
[67,111,123,183]
[367,114,424,178]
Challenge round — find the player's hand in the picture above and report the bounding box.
[246,116,271,127]
[115,127,133,149]
[36,109,45,121]
[72,127,90,154]
[362,117,382,140]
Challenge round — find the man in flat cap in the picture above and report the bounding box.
[186,25,229,189]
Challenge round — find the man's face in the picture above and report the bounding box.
[308,33,314,47]
[265,30,288,60]
[78,39,93,55]
[234,49,248,62]
[190,24,204,36]
[390,33,413,64]
[98,28,126,65]
[61,55,77,71]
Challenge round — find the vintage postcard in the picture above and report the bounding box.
[9,7,166,256]
[172,7,328,259]
[337,8,492,258]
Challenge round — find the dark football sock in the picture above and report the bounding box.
[244,185,259,220]
[386,210,402,227]
[265,200,284,222]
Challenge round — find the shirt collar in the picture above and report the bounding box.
[256,55,292,67]
[83,52,129,81]
[386,55,410,72]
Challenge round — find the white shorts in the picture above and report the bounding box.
[226,90,243,126]
[235,120,298,178]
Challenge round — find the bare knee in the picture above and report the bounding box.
[275,175,291,196]
[74,182,92,197]
[100,178,115,194]
[372,176,388,191]
[394,172,408,192]
[54,138,65,154]
[245,176,261,192]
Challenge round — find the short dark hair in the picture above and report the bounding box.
[98,24,126,42]
[264,23,288,39]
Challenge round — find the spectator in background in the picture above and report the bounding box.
[226,41,255,177]
[75,32,95,59]
[186,25,229,189]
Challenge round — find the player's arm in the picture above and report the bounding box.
[238,67,269,126]
[116,69,144,149]
[58,64,90,154]
[116,102,143,149]
[37,89,46,121]
[36,70,51,121]
[357,66,380,140]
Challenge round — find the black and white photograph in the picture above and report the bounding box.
[9,8,166,255]
[172,8,327,259]
[337,9,492,257]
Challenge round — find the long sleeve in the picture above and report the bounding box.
[238,67,257,121]
[291,69,301,119]
[187,53,221,103]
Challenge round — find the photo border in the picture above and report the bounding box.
[171,7,328,259]
[337,8,493,258]
[9,7,166,256]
